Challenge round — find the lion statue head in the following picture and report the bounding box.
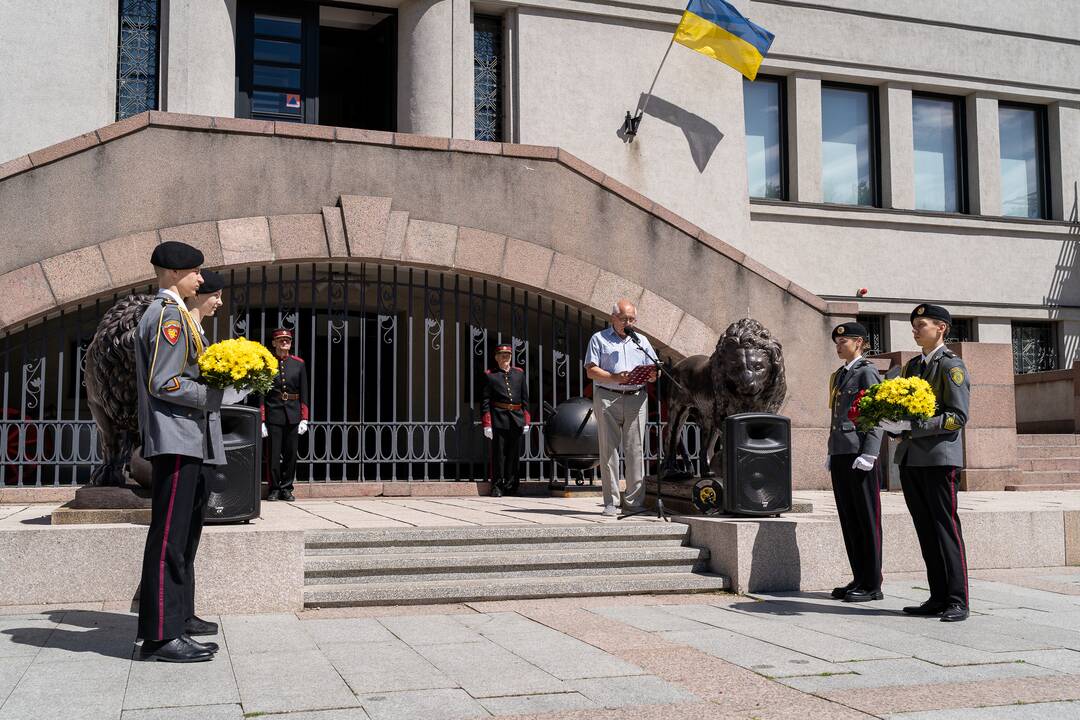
[710,318,787,418]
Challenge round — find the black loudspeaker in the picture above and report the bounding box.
[723,413,791,516]
[204,404,262,524]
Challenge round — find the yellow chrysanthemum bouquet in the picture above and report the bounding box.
[849,376,936,432]
[198,337,279,396]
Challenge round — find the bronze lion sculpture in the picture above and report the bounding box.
[663,318,786,476]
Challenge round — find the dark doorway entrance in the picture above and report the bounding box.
[318,10,396,131]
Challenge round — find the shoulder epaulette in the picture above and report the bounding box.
[942,349,957,359]
[512,366,524,373]
[289,354,304,363]
[484,369,492,374]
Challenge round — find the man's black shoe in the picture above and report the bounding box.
[902,601,947,616]
[266,490,279,501]
[844,589,884,603]
[280,490,295,501]
[185,616,218,636]
[491,486,503,498]
[139,637,213,663]
[183,635,219,653]
[940,604,970,622]
[831,582,857,600]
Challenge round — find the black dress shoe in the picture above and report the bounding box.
[902,601,948,616]
[139,637,213,663]
[940,604,970,622]
[185,616,218,636]
[491,486,503,498]
[280,490,295,501]
[844,588,884,603]
[183,635,219,653]
[266,490,280,501]
[831,582,857,600]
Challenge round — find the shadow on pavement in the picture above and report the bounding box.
[2,609,138,660]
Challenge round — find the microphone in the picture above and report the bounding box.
[624,325,639,341]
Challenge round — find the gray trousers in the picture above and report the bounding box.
[593,387,648,509]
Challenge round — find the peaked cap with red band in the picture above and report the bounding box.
[494,344,512,354]
[271,328,293,340]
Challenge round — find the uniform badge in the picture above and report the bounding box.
[162,320,182,345]
[949,367,965,386]
[916,306,925,315]
[836,327,845,335]
[944,415,961,431]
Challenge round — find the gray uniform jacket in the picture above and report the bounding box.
[828,357,884,457]
[894,347,970,468]
[198,328,227,467]
[135,292,224,460]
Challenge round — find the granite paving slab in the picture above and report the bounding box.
[124,645,239,709]
[378,614,484,645]
[413,639,567,697]
[0,656,128,720]
[359,688,490,720]
[324,640,458,694]
[780,656,1061,692]
[885,700,1080,719]
[997,649,1080,674]
[260,709,372,720]
[302,618,399,646]
[231,649,360,715]
[481,622,645,679]
[591,605,712,633]
[0,657,32,707]
[478,691,600,716]
[0,619,54,658]
[660,628,848,678]
[566,674,700,708]
[120,704,245,720]
[221,613,320,655]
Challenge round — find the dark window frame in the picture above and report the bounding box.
[821,81,882,208]
[1011,320,1059,374]
[236,0,319,124]
[473,13,505,142]
[946,317,975,344]
[743,74,789,201]
[998,101,1052,221]
[911,91,968,215]
[855,314,886,356]
[115,0,162,120]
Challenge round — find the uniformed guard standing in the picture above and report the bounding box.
[826,322,884,603]
[260,328,309,501]
[481,344,531,497]
[135,243,247,662]
[880,303,971,622]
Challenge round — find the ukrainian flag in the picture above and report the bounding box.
[674,0,775,81]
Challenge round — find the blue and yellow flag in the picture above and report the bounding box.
[674,0,774,81]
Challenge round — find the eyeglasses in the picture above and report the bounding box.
[614,315,636,323]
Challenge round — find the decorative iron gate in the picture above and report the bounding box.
[0,262,700,487]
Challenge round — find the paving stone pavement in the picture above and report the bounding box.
[2,569,1080,718]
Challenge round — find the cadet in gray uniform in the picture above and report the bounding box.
[881,303,971,622]
[826,322,884,603]
[134,244,246,662]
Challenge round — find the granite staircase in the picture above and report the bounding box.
[302,523,727,607]
[1006,434,1080,491]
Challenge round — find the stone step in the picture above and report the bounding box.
[303,571,730,607]
[1017,434,1080,447]
[1019,458,1080,472]
[304,523,689,553]
[1017,445,1080,459]
[304,546,709,584]
[1005,483,1080,492]
[306,537,689,556]
[1012,471,1080,485]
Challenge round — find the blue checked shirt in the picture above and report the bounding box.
[584,327,655,391]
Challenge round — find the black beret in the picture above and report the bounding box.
[196,270,225,295]
[910,303,952,325]
[150,241,204,270]
[832,322,868,341]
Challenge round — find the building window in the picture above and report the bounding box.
[999,104,1050,219]
[744,76,786,200]
[856,315,885,355]
[250,13,306,121]
[474,15,503,142]
[913,94,966,213]
[1012,321,1057,374]
[821,85,879,207]
[116,0,161,120]
[946,317,974,343]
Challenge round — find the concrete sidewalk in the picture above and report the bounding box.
[2,568,1080,719]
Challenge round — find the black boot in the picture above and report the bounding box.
[139,637,213,663]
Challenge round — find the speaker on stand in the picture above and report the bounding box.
[723,413,791,516]
[203,404,262,524]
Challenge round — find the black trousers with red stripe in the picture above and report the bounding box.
[830,454,882,592]
[489,428,523,492]
[138,454,206,641]
[900,464,969,607]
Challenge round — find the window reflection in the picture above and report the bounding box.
[744,77,784,199]
[913,95,962,213]
[999,105,1047,219]
[822,86,876,206]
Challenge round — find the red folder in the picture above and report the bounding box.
[621,364,655,385]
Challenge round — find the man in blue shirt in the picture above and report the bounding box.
[584,299,658,516]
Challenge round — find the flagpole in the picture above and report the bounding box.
[624,36,676,140]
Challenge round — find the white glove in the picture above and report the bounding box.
[852,454,876,472]
[298,420,309,435]
[261,423,268,438]
[879,419,912,434]
[824,455,831,471]
[483,427,493,440]
[221,386,251,405]
[523,425,531,435]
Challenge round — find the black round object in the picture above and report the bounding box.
[692,478,724,514]
[543,396,600,471]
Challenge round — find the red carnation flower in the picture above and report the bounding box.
[848,389,868,421]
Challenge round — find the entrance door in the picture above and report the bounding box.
[318,10,396,131]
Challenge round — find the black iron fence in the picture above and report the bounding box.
[0,262,700,487]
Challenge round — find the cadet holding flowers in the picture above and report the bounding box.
[880,304,972,623]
